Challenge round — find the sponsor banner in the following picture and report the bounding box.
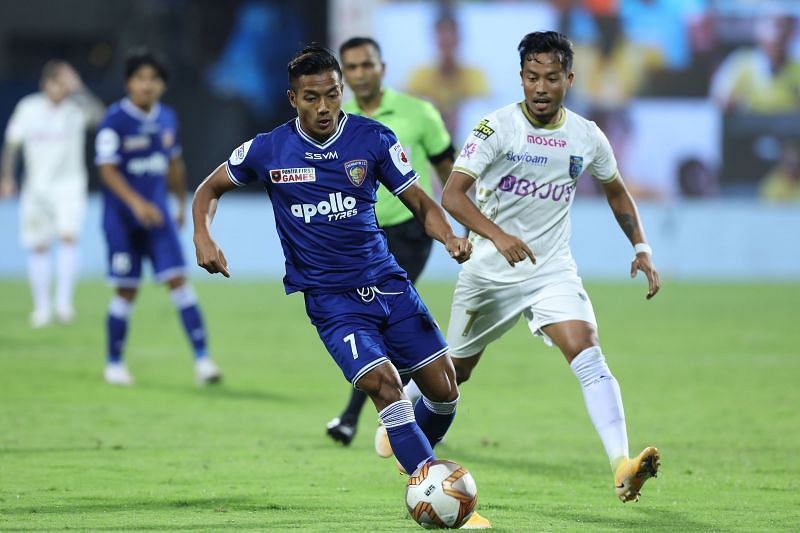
[527,134,567,148]
[270,167,316,184]
[472,119,495,140]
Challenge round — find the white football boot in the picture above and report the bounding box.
[104,362,134,386]
[195,357,222,385]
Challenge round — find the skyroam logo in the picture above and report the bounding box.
[290,192,358,223]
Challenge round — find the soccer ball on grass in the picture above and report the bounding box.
[405,459,478,529]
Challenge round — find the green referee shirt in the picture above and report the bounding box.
[343,87,452,227]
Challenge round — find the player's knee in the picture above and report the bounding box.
[356,366,404,407]
[116,287,137,302]
[453,356,478,385]
[424,367,459,403]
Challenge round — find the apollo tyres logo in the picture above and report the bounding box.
[291,192,358,223]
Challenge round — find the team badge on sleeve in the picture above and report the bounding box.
[95,128,120,158]
[569,155,584,179]
[229,139,253,166]
[389,142,413,175]
[344,160,368,186]
[162,130,175,148]
[460,142,477,160]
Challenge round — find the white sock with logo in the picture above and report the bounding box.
[56,241,79,314]
[28,250,52,315]
[570,346,629,469]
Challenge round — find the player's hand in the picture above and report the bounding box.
[631,252,660,299]
[445,235,472,264]
[130,198,164,228]
[194,235,230,278]
[0,178,17,199]
[491,231,536,267]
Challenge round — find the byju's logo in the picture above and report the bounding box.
[290,192,358,223]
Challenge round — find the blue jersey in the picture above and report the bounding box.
[226,112,419,294]
[94,98,182,217]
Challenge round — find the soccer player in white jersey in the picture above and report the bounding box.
[398,31,662,504]
[1,61,104,327]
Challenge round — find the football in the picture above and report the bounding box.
[405,460,478,529]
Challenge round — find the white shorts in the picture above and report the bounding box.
[20,185,86,249]
[446,268,597,358]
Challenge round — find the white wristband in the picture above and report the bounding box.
[634,243,652,256]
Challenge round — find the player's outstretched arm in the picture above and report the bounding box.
[192,163,238,277]
[398,183,471,263]
[442,171,535,268]
[600,173,660,299]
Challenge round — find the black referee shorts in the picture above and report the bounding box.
[382,217,433,284]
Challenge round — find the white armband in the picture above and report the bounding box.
[634,243,652,256]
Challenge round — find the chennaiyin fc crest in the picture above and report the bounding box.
[569,155,584,179]
[344,159,368,187]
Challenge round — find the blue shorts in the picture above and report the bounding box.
[103,208,186,288]
[304,277,448,386]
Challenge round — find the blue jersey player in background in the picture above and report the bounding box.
[192,46,486,522]
[95,48,222,387]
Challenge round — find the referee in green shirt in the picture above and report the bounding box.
[326,37,455,446]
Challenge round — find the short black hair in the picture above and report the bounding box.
[517,31,574,72]
[339,37,382,59]
[287,44,342,90]
[124,47,169,82]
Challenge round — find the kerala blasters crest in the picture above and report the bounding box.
[569,155,584,179]
[344,159,368,187]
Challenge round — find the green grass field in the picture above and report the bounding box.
[1,279,799,531]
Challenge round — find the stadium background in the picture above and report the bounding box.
[1,1,798,531]
[1,0,799,280]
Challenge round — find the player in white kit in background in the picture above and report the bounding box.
[397,31,662,504]
[1,60,104,327]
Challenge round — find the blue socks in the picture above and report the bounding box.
[106,295,131,363]
[170,285,208,360]
[106,284,208,364]
[414,395,458,448]
[379,400,434,474]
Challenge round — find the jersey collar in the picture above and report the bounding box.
[121,98,162,121]
[295,110,349,149]
[346,87,396,118]
[519,102,566,130]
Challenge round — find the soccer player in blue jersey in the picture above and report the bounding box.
[192,45,476,491]
[95,48,222,386]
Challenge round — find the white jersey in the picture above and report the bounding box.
[4,93,90,192]
[453,102,618,282]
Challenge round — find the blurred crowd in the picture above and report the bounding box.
[382,0,800,202]
[1,0,799,201]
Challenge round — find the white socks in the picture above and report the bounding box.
[56,242,79,314]
[28,242,79,319]
[570,346,629,468]
[28,251,52,316]
[403,379,423,404]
